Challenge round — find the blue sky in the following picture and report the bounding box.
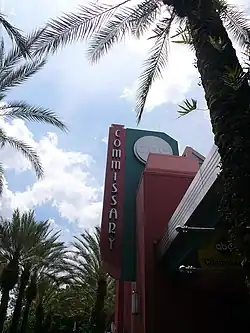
[0,0,248,243]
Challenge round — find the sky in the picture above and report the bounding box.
[0,0,249,244]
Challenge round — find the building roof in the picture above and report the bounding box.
[157,145,221,262]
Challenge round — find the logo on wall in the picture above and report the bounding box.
[198,229,241,269]
[215,237,234,254]
[133,136,173,164]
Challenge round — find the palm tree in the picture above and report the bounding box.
[0,30,68,194]
[0,210,28,333]
[33,279,84,333]
[34,279,65,333]
[33,0,250,278]
[19,271,70,333]
[8,213,67,333]
[0,209,65,333]
[0,251,19,333]
[70,226,115,333]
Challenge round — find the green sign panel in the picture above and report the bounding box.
[121,128,179,281]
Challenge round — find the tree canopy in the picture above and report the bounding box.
[0,210,115,333]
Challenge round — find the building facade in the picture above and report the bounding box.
[101,124,250,333]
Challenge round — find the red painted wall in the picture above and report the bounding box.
[116,153,250,333]
[133,153,199,333]
[154,270,250,333]
[115,281,124,333]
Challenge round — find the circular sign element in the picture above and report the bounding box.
[133,136,173,164]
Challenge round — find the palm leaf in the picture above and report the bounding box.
[0,56,47,92]
[171,23,194,50]
[0,128,43,178]
[130,0,161,39]
[0,162,4,195]
[177,98,198,117]
[1,29,46,73]
[0,38,4,67]
[87,0,160,62]
[0,102,68,131]
[69,226,115,318]
[33,0,130,56]
[0,13,28,57]
[136,15,174,122]
[215,0,250,47]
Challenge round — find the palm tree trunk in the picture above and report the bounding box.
[34,302,44,333]
[185,1,250,267]
[9,268,30,333]
[19,300,32,333]
[91,278,107,333]
[0,289,10,333]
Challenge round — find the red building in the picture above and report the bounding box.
[101,124,250,333]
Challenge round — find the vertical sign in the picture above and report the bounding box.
[100,124,126,279]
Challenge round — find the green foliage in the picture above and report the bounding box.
[177,98,198,117]
[136,14,175,122]
[222,65,248,91]
[171,26,193,47]
[0,217,115,333]
[0,30,68,195]
[86,0,161,63]
[208,35,227,52]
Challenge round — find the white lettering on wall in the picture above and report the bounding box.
[111,160,121,170]
[108,128,123,250]
[112,149,121,158]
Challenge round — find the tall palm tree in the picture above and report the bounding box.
[8,214,67,333]
[0,209,65,333]
[34,278,67,333]
[0,30,68,194]
[38,281,98,333]
[0,251,19,333]
[0,210,29,333]
[19,270,70,333]
[70,226,115,333]
[33,0,250,278]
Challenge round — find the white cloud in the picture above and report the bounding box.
[121,43,198,111]
[120,23,199,111]
[0,119,103,230]
[101,136,108,145]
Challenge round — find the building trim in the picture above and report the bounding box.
[157,145,221,257]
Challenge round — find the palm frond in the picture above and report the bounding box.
[130,0,162,39]
[87,0,160,62]
[0,128,43,178]
[177,98,198,117]
[0,38,4,67]
[0,93,5,101]
[136,15,174,122]
[33,0,130,56]
[171,24,194,50]
[0,102,68,131]
[215,0,250,47]
[0,56,47,92]
[1,29,46,73]
[0,13,28,57]
[0,162,4,195]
